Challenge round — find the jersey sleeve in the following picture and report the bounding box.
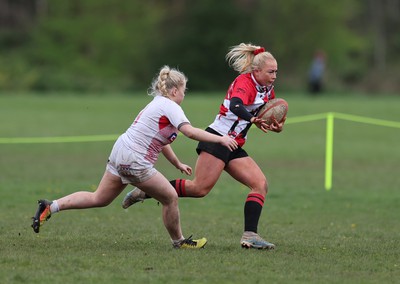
[166,101,190,128]
[230,76,256,105]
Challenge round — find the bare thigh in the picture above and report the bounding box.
[94,170,128,204]
[225,156,268,195]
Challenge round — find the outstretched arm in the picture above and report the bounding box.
[161,145,192,175]
[178,123,238,151]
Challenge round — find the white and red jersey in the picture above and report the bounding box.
[120,95,190,167]
[209,73,275,147]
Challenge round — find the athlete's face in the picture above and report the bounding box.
[253,59,278,87]
[170,82,187,105]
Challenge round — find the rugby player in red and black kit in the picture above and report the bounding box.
[123,43,286,250]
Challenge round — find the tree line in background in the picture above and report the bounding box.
[0,0,399,94]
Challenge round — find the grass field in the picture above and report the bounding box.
[0,93,399,283]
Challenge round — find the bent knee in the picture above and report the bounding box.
[95,199,113,207]
[263,179,269,194]
[194,190,208,198]
[92,195,114,207]
[192,185,212,198]
[158,192,179,206]
[251,178,268,196]
[185,180,213,198]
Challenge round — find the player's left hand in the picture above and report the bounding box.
[252,117,269,133]
[177,163,192,175]
[267,117,286,133]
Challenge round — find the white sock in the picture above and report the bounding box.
[50,200,60,213]
[172,236,185,246]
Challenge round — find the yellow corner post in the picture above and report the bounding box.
[325,112,334,191]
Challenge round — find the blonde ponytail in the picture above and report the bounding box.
[226,43,275,74]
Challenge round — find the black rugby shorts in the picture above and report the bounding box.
[196,127,248,165]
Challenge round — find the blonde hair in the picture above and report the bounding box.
[148,65,188,97]
[226,43,276,74]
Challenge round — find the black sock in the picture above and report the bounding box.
[244,193,265,233]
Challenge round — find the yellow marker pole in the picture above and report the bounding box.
[325,112,334,191]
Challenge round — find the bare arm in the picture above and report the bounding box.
[178,123,238,151]
[161,145,192,175]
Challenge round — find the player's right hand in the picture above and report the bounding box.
[221,135,238,151]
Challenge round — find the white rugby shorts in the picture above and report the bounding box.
[106,137,157,184]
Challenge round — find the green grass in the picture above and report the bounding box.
[1,93,399,283]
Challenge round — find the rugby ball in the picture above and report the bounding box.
[257,98,288,124]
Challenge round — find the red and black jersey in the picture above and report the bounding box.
[209,73,275,147]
